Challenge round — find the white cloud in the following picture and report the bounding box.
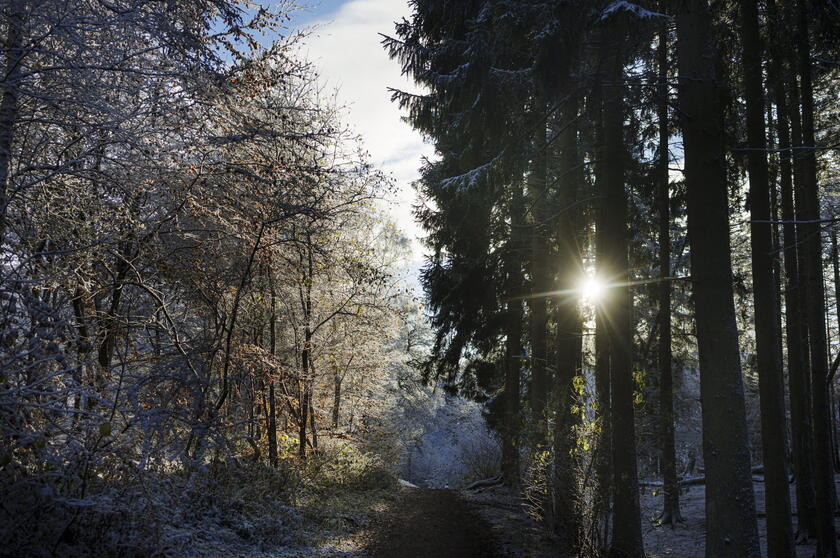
[301,0,433,264]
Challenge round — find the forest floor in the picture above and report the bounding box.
[337,483,560,558]
[641,474,840,557]
[359,476,840,558]
[123,467,838,557]
[359,487,504,557]
[462,485,559,557]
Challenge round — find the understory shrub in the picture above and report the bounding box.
[0,462,304,558]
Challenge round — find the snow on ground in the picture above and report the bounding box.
[641,475,840,557]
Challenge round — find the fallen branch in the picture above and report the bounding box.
[465,475,504,491]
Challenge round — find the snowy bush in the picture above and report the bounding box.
[393,388,501,488]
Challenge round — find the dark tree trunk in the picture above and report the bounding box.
[98,255,131,372]
[552,97,583,554]
[529,111,550,430]
[831,229,840,472]
[0,1,23,244]
[656,20,681,526]
[594,305,611,540]
[298,238,315,459]
[592,79,612,548]
[675,2,761,556]
[795,3,838,554]
[601,24,643,558]
[739,1,794,555]
[770,141,785,377]
[767,0,818,537]
[268,381,278,466]
[502,182,525,486]
[332,370,342,429]
[268,270,278,467]
[298,378,309,459]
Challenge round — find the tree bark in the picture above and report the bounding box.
[601,23,643,558]
[268,268,278,467]
[98,255,131,371]
[739,1,794,555]
[309,391,318,452]
[298,238,314,459]
[0,0,24,245]
[298,378,309,458]
[592,78,612,549]
[795,2,838,554]
[675,2,761,556]
[268,381,278,466]
[332,369,342,429]
[529,108,550,431]
[766,0,818,537]
[502,182,525,486]
[594,305,611,539]
[552,96,583,554]
[830,229,840,471]
[656,20,681,526]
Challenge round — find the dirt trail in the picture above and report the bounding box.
[364,488,503,558]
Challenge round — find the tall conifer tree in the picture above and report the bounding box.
[675,0,761,555]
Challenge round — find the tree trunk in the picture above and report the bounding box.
[298,237,314,459]
[268,269,278,467]
[552,96,583,554]
[594,305,611,540]
[98,255,131,371]
[831,229,840,472]
[529,108,550,431]
[268,381,278,466]
[502,302,523,485]
[502,181,525,486]
[332,370,342,429]
[656,20,681,526]
[770,137,785,379]
[309,393,318,452]
[592,79,612,549]
[767,0,818,537]
[298,378,308,459]
[795,3,838,554]
[217,223,267,411]
[0,1,23,245]
[675,2,761,556]
[739,1,794,555]
[601,24,643,558]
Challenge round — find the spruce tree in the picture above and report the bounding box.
[675,0,761,555]
[738,0,794,554]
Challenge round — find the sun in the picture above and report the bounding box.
[579,276,605,302]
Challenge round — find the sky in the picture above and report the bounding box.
[293,0,433,270]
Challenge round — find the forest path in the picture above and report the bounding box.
[364,488,504,557]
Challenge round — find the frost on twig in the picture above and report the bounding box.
[599,1,669,22]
